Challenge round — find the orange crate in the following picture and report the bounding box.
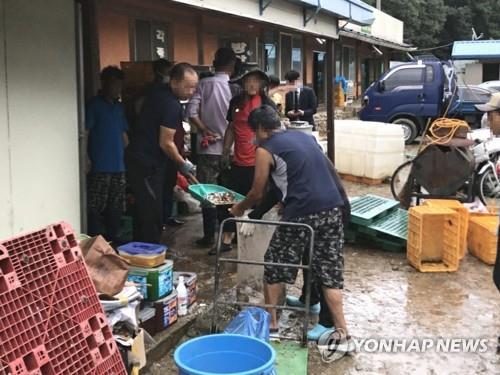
[467,215,498,265]
[407,206,460,272]
[469,206,498,218]
[423,200,468,259]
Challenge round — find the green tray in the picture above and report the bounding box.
[188,184,245,206]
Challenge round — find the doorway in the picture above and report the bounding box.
[483,63,500,83]
[313,51,326,105]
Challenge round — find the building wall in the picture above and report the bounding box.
[340,7,403,45]
[202,33,219,65]
[173,22,199,63]
[171,0,338,39]
[97,10,130,68]
[465,63,483,85]
[0,0,80,237]
[0,2,12,236]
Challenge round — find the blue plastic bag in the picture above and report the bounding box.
[224,307,271,342]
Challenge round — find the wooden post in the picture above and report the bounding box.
[326,38,335,164]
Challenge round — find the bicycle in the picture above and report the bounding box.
[391,135,500,206]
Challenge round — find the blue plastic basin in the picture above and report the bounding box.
[174,334,276,375]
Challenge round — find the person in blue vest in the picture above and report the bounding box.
[230,104,353,357]
[85,66,129,244]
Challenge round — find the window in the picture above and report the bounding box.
[384,68,424,91]
[134,19,168,61]
[335,51,341,77]
[263,31,278,76]
[264,44,277,75]
[458,86,491,103]
[425,65,434,83]
[280,34,302,79]
[341,46,355,80]
[292,36,302,73]
[483,63,500,82]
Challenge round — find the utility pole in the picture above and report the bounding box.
[376,0,381,10]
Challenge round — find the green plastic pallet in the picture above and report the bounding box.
[375,237,406,252]
[350,194,399,226]
[367,208,408,244]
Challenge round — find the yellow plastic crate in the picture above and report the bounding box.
[407,206,460,272]
[467,215,499,265]
[423,200,468,259]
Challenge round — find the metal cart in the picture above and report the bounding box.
[210,217,315,346]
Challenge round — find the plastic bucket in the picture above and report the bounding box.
[174,334,276,375]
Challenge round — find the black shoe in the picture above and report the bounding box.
[165,218,185,227]
[196,237,215,247]
[208,243,232,256]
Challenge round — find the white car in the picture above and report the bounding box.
[478,80,500,92]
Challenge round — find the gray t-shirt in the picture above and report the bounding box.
[186,73,233,155]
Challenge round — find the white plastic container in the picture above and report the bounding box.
[334,120,404,179]
[176,276,188,316]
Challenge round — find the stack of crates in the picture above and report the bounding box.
[347,194,409,252]
[407,205,461,272]
[467,213,498,265]
[423,200,469,259]
[119,242,177,336]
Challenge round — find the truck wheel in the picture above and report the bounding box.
[392,117,418,145]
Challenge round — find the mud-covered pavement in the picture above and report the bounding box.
[145,168,499,375]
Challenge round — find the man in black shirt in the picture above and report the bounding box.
[126,63,198,243]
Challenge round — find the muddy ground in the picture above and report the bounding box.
[144,148,499,375]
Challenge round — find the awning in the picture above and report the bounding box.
[339,28,415,52]
[452,40,500,60]
[287,0,374,26]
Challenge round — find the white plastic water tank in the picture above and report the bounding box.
[334,120,404,179]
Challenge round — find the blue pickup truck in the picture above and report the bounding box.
[359,60,489,144]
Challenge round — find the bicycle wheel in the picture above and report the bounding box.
[478,167,500,206]
[390,160,413,201]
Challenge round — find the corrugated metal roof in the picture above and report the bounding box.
[287,0,374,26]
[452,40,500,60]
[339,28,414,51]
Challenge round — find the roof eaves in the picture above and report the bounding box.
[339,29,415,51]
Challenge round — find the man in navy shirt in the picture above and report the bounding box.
[231,105,353,359]
[86,66,129,244]
[126,63,198,243]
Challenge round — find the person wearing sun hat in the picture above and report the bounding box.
[209,65,277,256]
[476,92,500,133]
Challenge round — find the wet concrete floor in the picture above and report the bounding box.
[145,162,499,375]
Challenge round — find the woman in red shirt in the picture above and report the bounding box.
[210,68,276,255]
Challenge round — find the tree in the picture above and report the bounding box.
[364,0,447,48]
[364,0,500,56]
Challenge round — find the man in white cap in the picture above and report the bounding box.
[476,92,500,131]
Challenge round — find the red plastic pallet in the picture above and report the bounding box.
[51,261,102,324]
[0,288,51,365]
[0,222,127,375]
[95,351,129,375]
